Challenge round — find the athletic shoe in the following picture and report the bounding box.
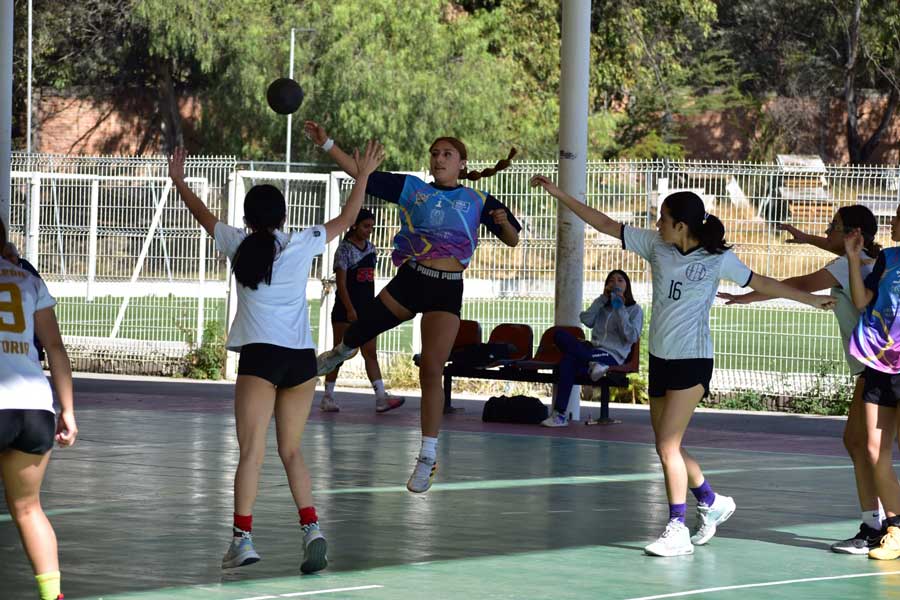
[869,525,900,560]
[300,522,328,574]
[407,456,437,493]
[316,345,358,376]
[540,410,568,427]
[645,520,694,557]
[375,394,405,413]
[222,530,261,569]
[831,523,884,555]
[588,361,610,381]
[319,394,340,413]
[691,494,736,545]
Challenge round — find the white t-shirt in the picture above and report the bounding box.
[623,226,752,359]
[0,258,56,413]
[824,252,875,376]
[215,223,327,351]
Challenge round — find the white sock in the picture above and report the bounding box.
[372,379,386,401]
[324,381,336,396]
[419,436,438,461]
[864,508,883,530]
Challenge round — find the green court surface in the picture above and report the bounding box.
[2,389,898,600]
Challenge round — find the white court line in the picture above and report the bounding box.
[280,585,383,597]
[623,571,900,600]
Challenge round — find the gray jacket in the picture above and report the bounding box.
[579,295,643,364]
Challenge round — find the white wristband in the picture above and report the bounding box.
[320,138,334,152]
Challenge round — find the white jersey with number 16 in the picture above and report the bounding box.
[0,258,56,413]
[622,226,752,360]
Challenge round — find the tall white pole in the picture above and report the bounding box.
[285,28,295,172]
[555,0,591,420]
[26,0,32,154]
[1,0,14,228]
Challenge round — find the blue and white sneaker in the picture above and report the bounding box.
[540,410,568,427]
[316,344,358,376]
[222,529,261,569]
[691,494,736,545]
[300,522,328,574]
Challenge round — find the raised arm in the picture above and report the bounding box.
[324,141,385,242]
[746,274,835,310]
[777,223,836,254]
[35,307,77,447]
[168,148,218,237]
[718,270,838,305]
[304,120,361,178]
[530,175,621,240]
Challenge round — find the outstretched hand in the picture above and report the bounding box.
[716,292,753,305]
[304,120,328,146]
[776,223,809,244]
[353,140,385,177]
[809,294,836,311]
[530,174,561,197]
[168,147,186,182]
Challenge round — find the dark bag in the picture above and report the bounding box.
[449,343,513,368]
[482,394,548,424]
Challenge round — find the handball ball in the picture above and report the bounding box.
[267,78,304,115]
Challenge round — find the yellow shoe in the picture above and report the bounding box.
[869,526,900,560]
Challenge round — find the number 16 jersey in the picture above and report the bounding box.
[0,258,56,413]
[622,226,752,360]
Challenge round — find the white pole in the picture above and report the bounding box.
[0,0,14,227]
[284,28,295,200]
[555,0,591,421]
[26,0,32,154]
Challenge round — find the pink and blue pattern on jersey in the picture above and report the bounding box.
[850,247,900,374]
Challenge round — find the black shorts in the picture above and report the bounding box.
[0,409,56,455]
[648,354,714,398]
[384,262,464,317]
[862,367,900,407]
[238,344,317,388]
[331,295,374,324]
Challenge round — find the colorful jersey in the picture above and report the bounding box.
[824,252,874,376]
[849,248,900,373]
[215,223,327,352]
[622,225,753,360]
[366,171,521,267]
[0,258,56,413]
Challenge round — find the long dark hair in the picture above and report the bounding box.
[606,269,636,306]
[0,218,6,254]
[662,191,730,254]
[232,185,286,290]
[429,137,516,181]
[838,204,880,259]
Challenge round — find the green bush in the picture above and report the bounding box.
[182,321,226,380]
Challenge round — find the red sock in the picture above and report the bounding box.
[233,513,252,533]
[299,506,318,526]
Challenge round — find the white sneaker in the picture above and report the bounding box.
[406,456,437,493]
[222,529,261,569]
[319,394,340,413]
[316,344,358,376]
[540,410,568,427]
[300,522,328,574]
[644,520,694,557]
[691,494,736,545]
[375,394,405,413]
[588,361,610,381]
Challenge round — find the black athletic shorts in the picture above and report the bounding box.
[331,295,374,324]
[0,409,56,455]
[238,344,317,388]
[862,367,900,407]
[648,354,714,398]
[384,262,464,316]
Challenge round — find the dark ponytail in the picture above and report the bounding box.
[662,191,731,254]
[233,185,287,290]
[838,204,881,258]
[0,218,7,254]
[429,137,517,182]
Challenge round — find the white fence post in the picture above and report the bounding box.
[196,179,209,347]
[86,178,99,301]
[26,175,40,265]
[318,171,342,354]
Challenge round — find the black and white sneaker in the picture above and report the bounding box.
[830,523,884,555]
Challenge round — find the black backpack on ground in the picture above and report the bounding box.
[482,394,548,424]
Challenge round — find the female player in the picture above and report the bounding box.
[541,269,643,427]
[0,219,76,600]
[320,208,405,413]
[168,140,383,573]
[720,206,883,554]
[531,175,834,556]
[304,120,521,493]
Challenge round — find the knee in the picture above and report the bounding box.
[866,440,887,467]
[844,428,867,458]
[277,443,302,465]
[361,345,377,362]
[655,442,680,465]
[418,358,445,382]
[8,495,40,519]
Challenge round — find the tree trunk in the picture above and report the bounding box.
[155,58,183,154]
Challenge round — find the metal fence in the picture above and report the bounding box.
[8,152,900,393]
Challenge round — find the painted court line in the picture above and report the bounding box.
[235,586,382,600]
[623,571,900,600]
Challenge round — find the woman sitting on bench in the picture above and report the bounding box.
[541,269,643,427]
